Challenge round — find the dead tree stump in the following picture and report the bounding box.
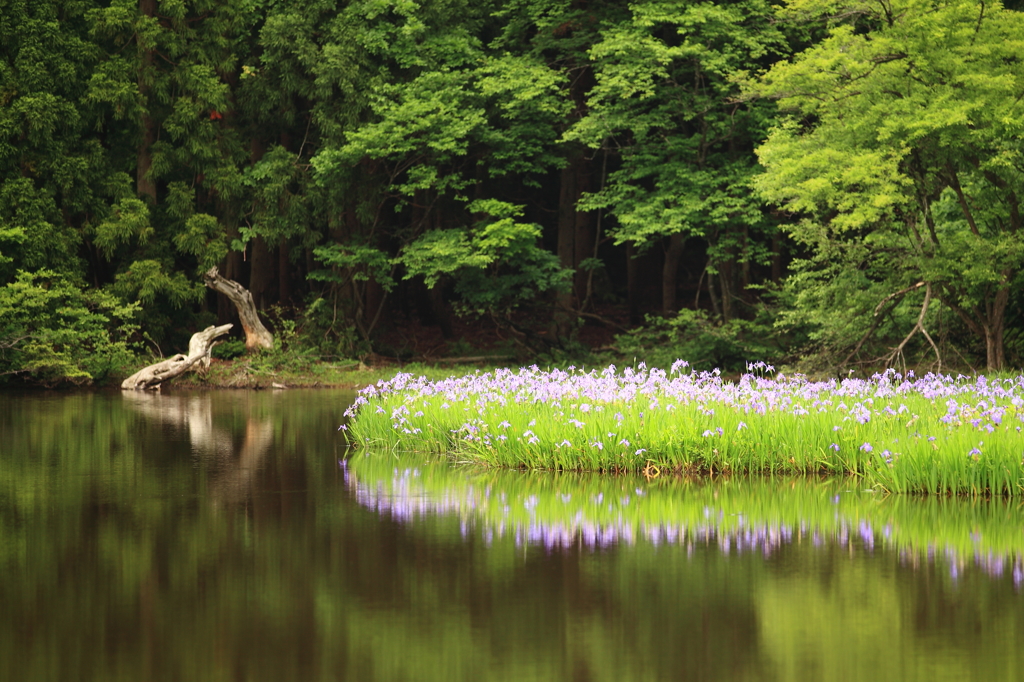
[121,323,234,390]
[203,266,274,352]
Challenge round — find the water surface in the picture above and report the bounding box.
[1,389,1022,681]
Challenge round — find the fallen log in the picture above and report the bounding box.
[203,266,274,352]
[121,323,233,390]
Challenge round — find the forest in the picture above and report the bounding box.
[2,0,1024,385]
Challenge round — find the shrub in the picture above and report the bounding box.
[613,309,782,373]
[211,338,246,360]
[0,270,141,385]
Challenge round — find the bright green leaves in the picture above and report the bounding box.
[329,51,565,194]
[0,177,82,281]
[110,259,203,308]
[754,122,910,234]
[568,0,785,259]
[241,145,310,247]
[83,55,142,120]
[754,0,1024,233]
[159,181,229,272]
[174,214,228,272]
[0,269,141,385]
[355,0,485,70]
[0,0,107,282]
[476,54,568,177]
[341,70,486,188]
[399,228,488,286]
[310,243,396,291]
[752,0,1024,367]
[399,200,542,287]
[397,199,569,312]
[94,197,154,258]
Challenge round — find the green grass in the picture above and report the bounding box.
[345,363,1024,496]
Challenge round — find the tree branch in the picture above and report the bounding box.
[884,283,940,371]
[874,281,924,315]
[946,164,981,236]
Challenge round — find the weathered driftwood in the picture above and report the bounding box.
[121,323,233,390]
[203,266,274,352]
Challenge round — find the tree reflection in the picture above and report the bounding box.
[1,391,1022,682]
[122,391,275,507]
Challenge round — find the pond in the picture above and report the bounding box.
[1,389,1023,681]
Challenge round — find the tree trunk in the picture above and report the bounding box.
[662,233,685,315]
[573,163,594,309]
[940,277,1010,371]
[204,267,274,351]
[554,156,580,338]
[248,236,273,309]
[986,329,1006,371]
[136,0,157,203]
[706,259,722,318]
[627,242,641,325]
[719,267,733,322]
[771,233,783,284]
[984,284,1010,370]
[121,324,233,390]
[429,282,454,339]
[278,238,291,306]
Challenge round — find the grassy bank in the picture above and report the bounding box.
[344,362,1024,496]
[123,357,499,391]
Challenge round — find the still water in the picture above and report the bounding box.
[2,389,1023,681]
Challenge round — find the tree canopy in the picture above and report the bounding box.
[752,0,1024,370]
[1,0,1022,383]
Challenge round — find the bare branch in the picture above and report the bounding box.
[884,283,940,371]
[874,281,924,315]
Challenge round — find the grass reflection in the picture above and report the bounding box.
[347,452,1024,585]
[3,391,1023,681]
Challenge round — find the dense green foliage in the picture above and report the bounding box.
[1,0,1022,384]
[751,0,1024,372]
[0,269,140,383]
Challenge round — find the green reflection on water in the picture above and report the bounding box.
[347,453,1024,574]
[1,391,1023,682]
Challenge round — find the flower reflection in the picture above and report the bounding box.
[343,461,1024,587]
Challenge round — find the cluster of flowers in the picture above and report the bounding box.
[344,363,1024,484]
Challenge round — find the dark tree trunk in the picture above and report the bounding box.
[554,155,581,337]
[719,266,733,322]
[573,163,595,309]
[940,276,1011,371]
[740,226,751,292]
[248,237,273,309]
[278,238,291,306]
[429,282,454,339]
[662,233,685,315]
[136,0,157,203]
[985,285,1010,370]
[706,257,722,318]
[771,233,783,284]
[627,242,641,325]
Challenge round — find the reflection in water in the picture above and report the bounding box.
[122,390,276,506]
[346,455,1024,587]
[2,390,1024,682]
